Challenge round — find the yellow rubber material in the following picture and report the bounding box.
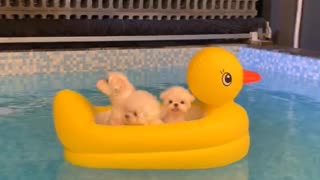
[65,134,249,169]
[53,89,249,169]
[52,47,256,169]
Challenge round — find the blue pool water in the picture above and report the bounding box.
[0,66,319,180]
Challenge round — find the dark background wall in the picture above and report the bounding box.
[300,0,320,51]
[263,0,320,51]
[0,0,318,51]
[262,0,296,48]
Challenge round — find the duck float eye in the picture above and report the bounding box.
[222,72,232,86]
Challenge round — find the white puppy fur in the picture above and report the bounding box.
[122,90,163,125]
[95,72,135,125]
[160,86,195,123]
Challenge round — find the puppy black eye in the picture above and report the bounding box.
[105,78,109,83]
[169,100,173,104]
[133,112,138,116]
[180,101,184,104]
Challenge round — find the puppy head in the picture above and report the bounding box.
[96,72,135,97]
[123,90,160,125]
[160,86,195,113]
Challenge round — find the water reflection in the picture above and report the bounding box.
[56,160,248,180]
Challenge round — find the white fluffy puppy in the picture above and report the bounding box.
[160,86,195,123]
[122,90,163,125]
[95,72,135,125]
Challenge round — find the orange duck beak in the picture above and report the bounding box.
[243,70,261,84]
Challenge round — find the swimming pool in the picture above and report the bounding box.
[0,45,319,180]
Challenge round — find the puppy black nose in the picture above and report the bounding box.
[174,103,179,107]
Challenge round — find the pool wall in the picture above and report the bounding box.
[0,45,240,76]
[0,44,320,97]
[0,45,319,77]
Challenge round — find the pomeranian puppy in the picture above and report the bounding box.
[122,90,163,125]
[160,86,195,123]
[95,72,135,125]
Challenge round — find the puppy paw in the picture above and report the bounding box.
[94,111,111,125]
[108,118,124,126]
[96,79,109,95]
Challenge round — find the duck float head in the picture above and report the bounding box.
[187,47,261,107]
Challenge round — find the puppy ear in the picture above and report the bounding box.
[107,72,115,81]
[187,91,196,102]
[160,90,168,101]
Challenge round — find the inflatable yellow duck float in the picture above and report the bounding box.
[53,47,261,170]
